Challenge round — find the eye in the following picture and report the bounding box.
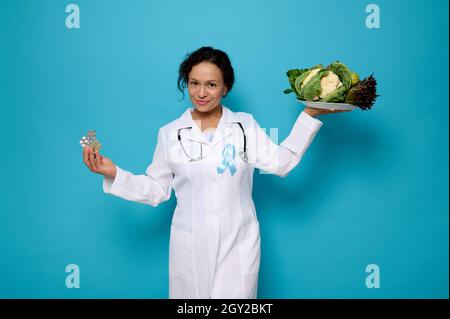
[209,83,216,87]
[189,81,197,86]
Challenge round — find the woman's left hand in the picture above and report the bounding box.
[303,106,351,118]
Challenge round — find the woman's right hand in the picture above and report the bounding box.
[304,106,351,117]
[82,146,117,178]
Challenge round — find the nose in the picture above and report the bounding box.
[198,86,207,98]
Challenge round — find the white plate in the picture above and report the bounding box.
[298,100,356,111]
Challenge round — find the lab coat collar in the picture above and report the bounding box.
[172,105,240,146]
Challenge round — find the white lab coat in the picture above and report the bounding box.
[103,105,323,299]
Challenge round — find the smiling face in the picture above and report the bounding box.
[188,62,228,113]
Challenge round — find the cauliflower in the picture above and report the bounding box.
[319,71,343,99]
[284,61,371,105]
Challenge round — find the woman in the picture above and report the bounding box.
[82,46,347,299]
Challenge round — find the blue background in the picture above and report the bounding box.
[0,0,448,298]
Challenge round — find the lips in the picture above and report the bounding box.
[196,100,210,105]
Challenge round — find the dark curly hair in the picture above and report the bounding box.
[177,46,235,99]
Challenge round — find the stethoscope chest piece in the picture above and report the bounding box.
[239,149,248,163]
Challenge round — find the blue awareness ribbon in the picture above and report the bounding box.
[217,144,237,176]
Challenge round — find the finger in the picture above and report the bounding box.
[94,151,99,170]
[91,150,97,172]
[83,146,92,171]
[86,147,92,171]
[88,148,96,172]
[91,150,98,171]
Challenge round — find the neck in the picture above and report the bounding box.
[192,104,223,120]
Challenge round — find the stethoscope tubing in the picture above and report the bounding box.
[177,122,247,162]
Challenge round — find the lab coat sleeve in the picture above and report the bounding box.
[102,129,174,207]
[252,111,323,177]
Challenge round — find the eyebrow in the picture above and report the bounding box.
[189,78,218,83]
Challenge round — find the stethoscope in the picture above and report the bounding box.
[177,122,248,162]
